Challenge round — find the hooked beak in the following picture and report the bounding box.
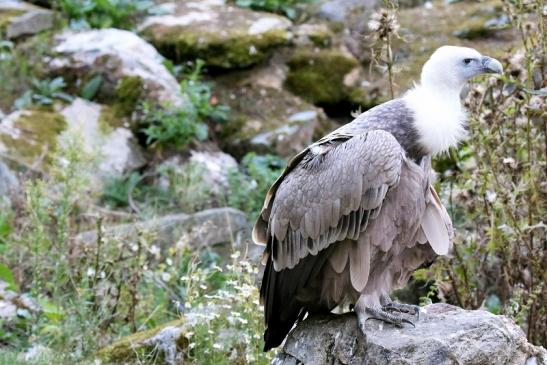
[481,56,503,74]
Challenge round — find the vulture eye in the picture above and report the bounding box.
[463,58,473,65]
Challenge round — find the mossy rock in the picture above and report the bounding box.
[96,319,186,364]
[112,76,144,118]
[0,8,24,36]
[285,48,359,106]
[139,2,292,69]
[0,108,66,167]
[216,80,325,158]
[0,1,53,39]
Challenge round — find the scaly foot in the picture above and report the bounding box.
[365,307,416,328]
[382,302,421,320]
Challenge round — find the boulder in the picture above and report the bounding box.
[218,83,326,158]
[158,150,238,194]
[0,108,66,168]
[76,207,262,262]
[47,29,186,108]
[0,0,53,39]
[315,0,375,22]
[273,303,547,365]
[60,98,145,176]
[0,280,42,322]
[0,100,145,175]
[0,159,18,197]
[285,47,379,108]
[139,0,292,69]
[292,23,333,48]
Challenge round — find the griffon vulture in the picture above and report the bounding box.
[253,46,503,351]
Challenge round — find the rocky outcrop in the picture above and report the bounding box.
[60,98,145,176]
[0,160,18,198]
[0,280,41,322]
[273,304,547,365]
[158,150,238,194]
[218,78,326,157]
[285,47,378,108]
[0,100,145,175]
[47,29,186,107]
[0,0,53,39]
[139,0,292,69]
[76,207,261,261]
[0,108,66,168]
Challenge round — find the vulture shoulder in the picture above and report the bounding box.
[253,129,405,271]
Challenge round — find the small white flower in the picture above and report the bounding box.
[486,190,497,203]
[86,267,96,277]
[149,245,160,255]
[166,258,173,266]
[161,272,171,282]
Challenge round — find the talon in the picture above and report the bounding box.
[402,318,415,327]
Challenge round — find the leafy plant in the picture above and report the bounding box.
[141,60,228,150]
[57,0,153,29]
[227,153,285,217]
[14,77,73,109]
[180,251,272,364]
[425,0,546,345]
[231,0,316,19]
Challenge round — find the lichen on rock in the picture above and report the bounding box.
[285,48,362,106]
[48,28,186,107]
[0,108,66,167]
[139,1,292,69]
[0,0,53,39]
[216,79,326,158]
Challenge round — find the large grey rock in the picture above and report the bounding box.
[316,0,375,22]
[0,280,42,321]
[0,159,18,197]
[48,29,185,106]
[60,98,145,176]
[139,0,292,69]
[0,100,145,174]
[158,150,238,194]
[217,75,328,158]
[0,0,53,39]
[76,207,261,261]
[274,304,547,365]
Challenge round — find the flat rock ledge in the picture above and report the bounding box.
[273,304,547,365]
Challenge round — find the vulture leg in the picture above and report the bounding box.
[354,297,415,336]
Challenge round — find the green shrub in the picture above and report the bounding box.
[230,0,316,19]
[425,0,546,345]
[180,251,272,364]
[14,77,73,109]
[57,0,153,29]
[141,60,229,150]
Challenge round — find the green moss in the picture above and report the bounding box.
[285,49,358,105]
[142,26,289,69]
[453,17,497,40]
[0,109,66,166]
[98,104,124,134]
[95,319,185,363]
[113,76,143,117]
[0,9,24,35]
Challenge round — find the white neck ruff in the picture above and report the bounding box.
[403,84,468,156]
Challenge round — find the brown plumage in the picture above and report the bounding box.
[255,46,502,351]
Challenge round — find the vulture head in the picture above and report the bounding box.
[420,46,503,92]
